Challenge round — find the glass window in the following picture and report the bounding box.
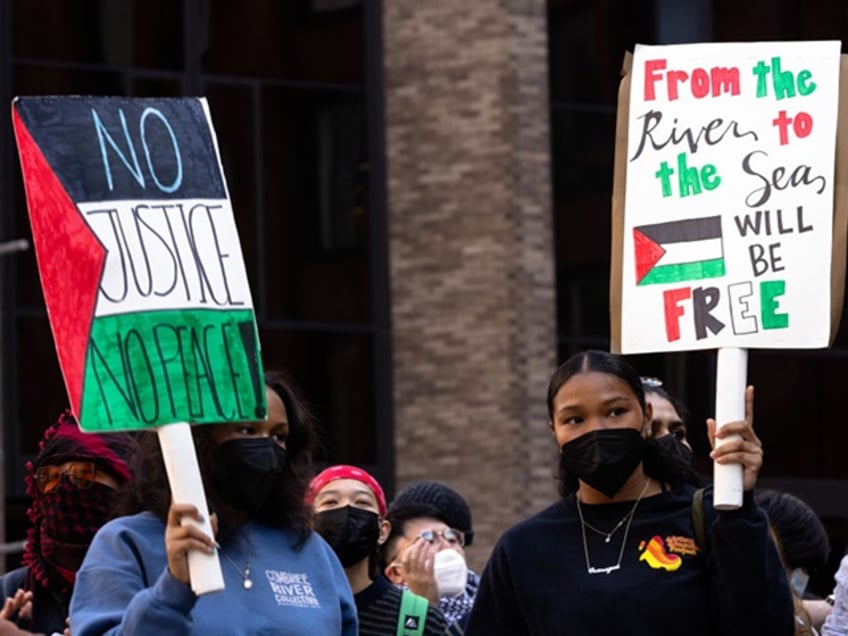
[203,0,365,84]
[260,328,376,464]
[260,86,371,323]
[204,84,261,291]
[550,108,615,198]
[548,0,658,366]
[12,0,184,70]
[15,316,65,456]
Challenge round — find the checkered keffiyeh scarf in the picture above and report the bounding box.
[22,410,132,596]
[440,569,480,625]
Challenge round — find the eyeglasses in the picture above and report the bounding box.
[34,461,98,494]
[414,528,465,548]
[387,527,466,564]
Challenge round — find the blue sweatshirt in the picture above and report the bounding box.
[70,512,357,635]
[466,485,794,636]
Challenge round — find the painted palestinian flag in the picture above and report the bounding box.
[12,96,266,432]
[633,216,726,286]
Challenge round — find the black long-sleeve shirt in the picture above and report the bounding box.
[466,484,793,636]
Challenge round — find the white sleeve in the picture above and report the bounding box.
[823,555,848,636]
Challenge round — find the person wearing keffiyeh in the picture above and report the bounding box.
[0,410,132,636]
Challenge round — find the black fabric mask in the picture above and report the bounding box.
[313,505,380,568]
[215,438,287,513]
[560,428,644,497]
[655,433,694,468]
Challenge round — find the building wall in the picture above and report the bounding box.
[382,0,558,568]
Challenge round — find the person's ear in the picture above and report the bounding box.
[642,402,653,435]
[376,519,391,546]
[384,561,404,585]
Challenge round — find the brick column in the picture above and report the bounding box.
[382,0,557,569]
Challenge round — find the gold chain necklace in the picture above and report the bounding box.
[218,524,254,590]
[575,478,650,575]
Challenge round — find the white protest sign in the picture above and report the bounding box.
[620,41,841,354]
[12,96,272,594]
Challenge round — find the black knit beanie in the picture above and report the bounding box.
[390,480,474,546]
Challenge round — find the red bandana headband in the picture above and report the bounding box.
[307,465,387,517]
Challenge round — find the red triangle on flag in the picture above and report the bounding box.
[633,228,666,284]
[13,107,105,417]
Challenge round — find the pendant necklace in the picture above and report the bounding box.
[218,523,254,590]
[580,495,641,543]
[575,478,650,575]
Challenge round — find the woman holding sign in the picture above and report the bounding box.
[465,350,794,636]
[69,370,357,635]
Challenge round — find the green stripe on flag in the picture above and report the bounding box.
[80,308,265,431]
[638,258,726,286]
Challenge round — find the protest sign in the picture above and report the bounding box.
[12,96,265,432]
[613,41,844,354]
[12,96,267,593]
[611,42,847,508]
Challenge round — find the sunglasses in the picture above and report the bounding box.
[34,461,98,494]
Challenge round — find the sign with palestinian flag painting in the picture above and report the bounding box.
[615,41,843,353]
[13,96,266,432]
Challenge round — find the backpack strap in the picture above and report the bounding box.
[691,487,708,558]
[397,589,429,636]
[692,488,784,561]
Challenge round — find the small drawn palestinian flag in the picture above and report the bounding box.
[633,216,726,286]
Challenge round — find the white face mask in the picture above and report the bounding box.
[433,549,468,598]
[789,568,809,597]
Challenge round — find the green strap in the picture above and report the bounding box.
[397,589,428,636]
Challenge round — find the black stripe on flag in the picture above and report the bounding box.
[637,215,722,244]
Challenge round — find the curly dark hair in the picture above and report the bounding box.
[117,369,317,543]
[548,350,704,497]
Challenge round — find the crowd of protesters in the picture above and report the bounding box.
[0,352,843,635]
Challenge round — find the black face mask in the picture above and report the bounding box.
[560,428,644,498]
[655,433,693,468]
[313,505,380,568]
[215,438,287,513]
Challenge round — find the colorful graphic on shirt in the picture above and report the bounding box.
[638,535,683,571]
